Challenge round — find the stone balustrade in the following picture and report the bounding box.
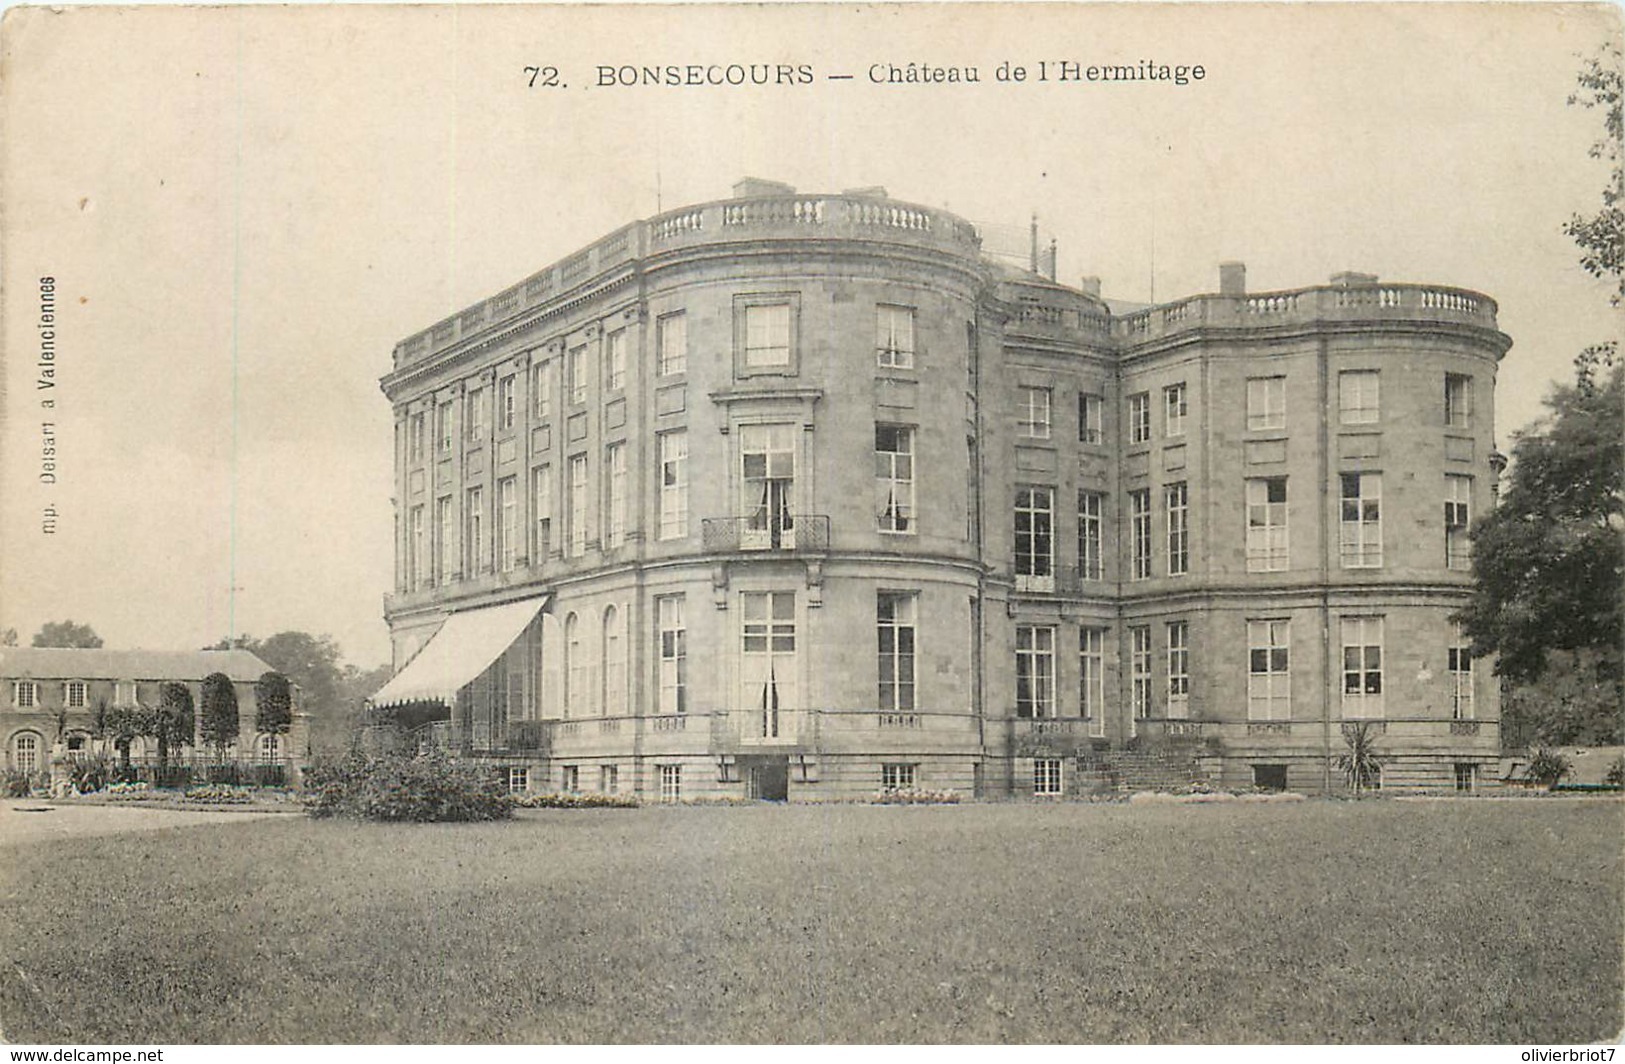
[390,195,984,370]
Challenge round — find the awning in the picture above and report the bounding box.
[371,596,548,709]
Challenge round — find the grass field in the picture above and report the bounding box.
[1,799,1620,1044]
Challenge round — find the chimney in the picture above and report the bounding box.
[732,177,796,199]
[1329,271,1379,287]
[1045,238,1059,281]
[1078,276,1103,299]
[1219,261,1247,297]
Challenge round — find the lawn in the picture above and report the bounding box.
[1,799,1620,1043]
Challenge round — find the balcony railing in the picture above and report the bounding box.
[702,514,831,553]
[712,709,818,747]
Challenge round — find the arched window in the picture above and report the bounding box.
[602,605,625,716]
[563,612,581,719]
[258,734,281,763]
[11,732,41,774]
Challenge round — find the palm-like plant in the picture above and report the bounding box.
[1337,721,1384,797]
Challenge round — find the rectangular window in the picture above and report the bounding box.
[1247,619,1291,721]
[1449,632,1474,720]
[1247,376,1286,431]
[744,302,792,368]
[659,431,689,541]
[465,386,487,443]
[1164,382,1188,437]
[1446,475,1472,570]
[436,496,454,583]
[562,765,580,794]
[409,412,426,463]
[876,305,915,369]
[1165,482,1189,576]
[1128,392,1151,445]
[606,329,627,392]
[498,374,516,431]
[13,681,36,708]
[600,765,619,794]
[1080,627,1105,735]
[1130,489,1152,580]
[437,399,454,453]
[1015,625,1056,719]
[1445,373,1473,428]
[605,442,627,550]
[658,312,687,377]
[741,424,797,548]
[1454,763,1477,793]
[1167,621,1189,717]
[1246,477,1289,572]
[1340,473,1383,568]
[409,505,426,588]
[1014,487,1055,591]
[496,477,517,572]
[1078,393,1103,444]
[658,595,687,715]
[531,466,552,565]
[1341,616,1384,719]
[508,767,529,795]
[1130,626,1152,728]
[65,681,87,709]
[877,592,917,714]
[568,455,589,557]
[1339,370,1380,425]
[1018,386,1052,439]
[463,486,484,576]
[659,765,682,802]
[875,425,915,534]
[1078,490,1104,581]
[1033,758,1063,796]
[742,591,797,736]
[881,763,917,791]
[567,345,588,405]
[532,359,553,419]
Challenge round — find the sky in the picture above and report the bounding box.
[1,3,1618,670]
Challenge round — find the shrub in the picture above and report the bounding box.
[303,751,513,822]
[105,781,155,800]
[183,784,253,804]
[68,755,111,794]
[513,791,639,809]
[1526,748,1573,788]
[1605,755,1625,789]
[3,769,34,798]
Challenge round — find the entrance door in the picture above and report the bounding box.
[743,756,790,801]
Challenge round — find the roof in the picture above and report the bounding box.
[0,647,277,683]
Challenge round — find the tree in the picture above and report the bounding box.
[143,682,195,774]
[1,628,17,647]
[1454,47,1625,747]
[93,700,141,775]
[1564,42,1623,308]
[1456,361,1623,674]
[198,672,240,760]
[31,620,103,648]
[254,672,293,760]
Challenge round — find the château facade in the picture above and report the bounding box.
[376,179,1510,800]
